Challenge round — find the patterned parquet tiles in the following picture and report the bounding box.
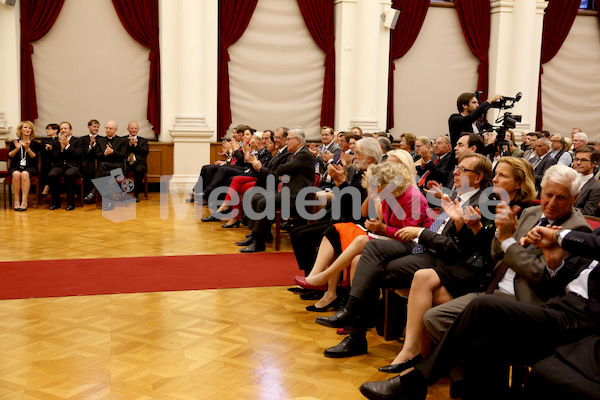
[0,194,451,399]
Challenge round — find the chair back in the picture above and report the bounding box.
[585,216,600,230]
[0,148,9,178]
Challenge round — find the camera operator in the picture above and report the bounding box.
[448,92,503,148]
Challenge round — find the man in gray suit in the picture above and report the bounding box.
[423,164,591,343]
[572,145,600,216]
[529,138,557,196]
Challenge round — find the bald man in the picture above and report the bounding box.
[125,121,149,201]
[95,121,127,209]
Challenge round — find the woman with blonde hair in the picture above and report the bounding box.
[386,149,418,185]
[295,162,432,311]
[378,156,536,373]
[8,121,40,211]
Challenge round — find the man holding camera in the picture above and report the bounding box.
[448,92,503,148]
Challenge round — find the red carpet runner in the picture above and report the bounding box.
[0,252,299,300]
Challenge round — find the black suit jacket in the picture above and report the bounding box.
[533,152,557,194]
[275,146,316,200]
[126,136,150,169]
[417,152,456,188]
[418,188,486,265]
[574,177,600,216]
[255,148,291,189]
[50,136,84,168]
[95,135,127,167]
[448,101,491,147]
[78,135,99,175]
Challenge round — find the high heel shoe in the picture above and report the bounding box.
[19,203,28,212]
[221,219,241,228]
[294,275,328,291]
[201,213,220,222]
[378,354,423,373]
[306,298,339,312]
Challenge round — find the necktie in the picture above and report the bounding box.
[418,157,440,187]
[485,217,549,294]
[412,195,461,254]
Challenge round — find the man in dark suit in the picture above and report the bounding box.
[124,121,149,202]
[415,135,455,191]
[309,126,342,190]
[95,120,127,177]
[81,119,100,203]
[48,121,85,211]
[423,165,591,344]
[95,120,127,210]
[238,127,315,253]
[316,153,492,357]
[529,138,557,195]
[448,92,503,148]
[572,145,600,216]
[359,226,600,400]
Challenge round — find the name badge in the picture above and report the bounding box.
[20,159,27,167]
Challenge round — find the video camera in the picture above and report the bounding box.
[480,92,523,157]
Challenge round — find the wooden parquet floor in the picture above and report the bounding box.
[0,194,451,399]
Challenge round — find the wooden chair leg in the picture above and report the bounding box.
[144,172,149,199]
[275,210,281,251]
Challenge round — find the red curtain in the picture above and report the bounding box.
[297,0,335,129]
[386,0,429,130]
[536,0,580,130]
[454,0,490,102]
[20,0,65,122]
[217,0,259,139]
[112,0,161,137]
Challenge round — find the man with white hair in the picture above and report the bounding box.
[530,138,557,195]
[572,131,589,153]
[239,127,315,253]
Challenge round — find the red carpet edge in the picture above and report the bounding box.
[0,252,299,300]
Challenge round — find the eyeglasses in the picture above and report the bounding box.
[574,158,591,163]
[454,166,477,174]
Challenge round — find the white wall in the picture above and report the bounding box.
[541,14,600,139]
[390,6,478,139]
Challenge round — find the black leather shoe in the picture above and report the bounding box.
[236,236,254,246]
[315,308,364,332]
[84,193,95,204]
[359,371,428,400]
[66,204,75,211]
[379,354,423,373]
[49,204,61,210]
[240,241,266,253]
[323,334,367,358]
[201,213,220,222]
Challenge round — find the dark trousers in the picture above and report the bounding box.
[415,294,595,400]
[48,164,81,206]
[349,239,432,307]
[193,164,219,195]
[204,165,244,194]
[97,161,124,178]
[128,162,146,196]
[290,220,333,274]
[81,160,96,194]
[248,191,284,244]
[524,335,600,400]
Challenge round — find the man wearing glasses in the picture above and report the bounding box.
[572,145,600,216]
[316,153,491,358]
[549,134,573,166]
[530,138,557,196]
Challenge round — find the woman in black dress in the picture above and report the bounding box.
[40,123,59,198]
[8,121,41,211]
[380,157,537,373]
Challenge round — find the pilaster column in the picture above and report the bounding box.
[335,0,391,132]
[163,0,218,190]
[489,0,547,135]
[0,5,19,146]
